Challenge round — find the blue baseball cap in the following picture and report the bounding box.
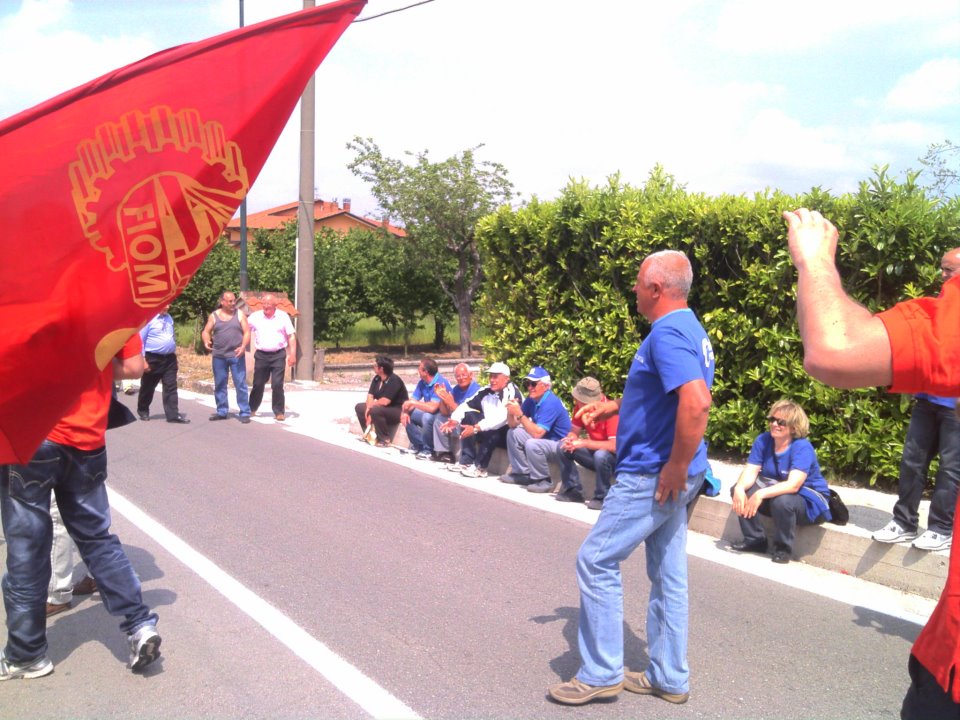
[525,366,550,383]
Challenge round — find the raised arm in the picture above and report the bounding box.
[783,208,892,388]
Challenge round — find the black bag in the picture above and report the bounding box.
[827,488,849,526]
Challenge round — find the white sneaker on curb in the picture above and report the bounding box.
[913,530,952,552]
[446,462,466,473]
[128,624,162,672]
[460,465,488,478]
[415,449,432,460]
[0,650,53,680]
[872,521,918,544]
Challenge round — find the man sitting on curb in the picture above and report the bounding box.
[502,366,572,493]
[401,358,452,459]
[557,377,618,509]
[446,361,522,479]
[433,363,481,467]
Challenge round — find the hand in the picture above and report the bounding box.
[743,492,764,519]
[440,419,457,433]
[233,346,244,357]
[505,399,522,418]
[400,412,410,426]
[460,424,476,437]
[576,399,617,426]
[783,208,839,272]
[203,340,213,351]
[286,353,295,367]
[561,437,579,452]
[655,459,687,505]
[731,486,747,516]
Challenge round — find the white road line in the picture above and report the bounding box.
[107,488,421,720]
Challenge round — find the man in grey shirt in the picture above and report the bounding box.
[201,291,252,423]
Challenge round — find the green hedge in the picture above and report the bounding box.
[476,167,960,488]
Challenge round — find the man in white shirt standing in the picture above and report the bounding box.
[247,293,297,422]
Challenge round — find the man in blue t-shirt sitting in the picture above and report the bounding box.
[500,366,572,493]
[401,358,452,459]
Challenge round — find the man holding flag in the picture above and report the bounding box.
[0,0,365,678]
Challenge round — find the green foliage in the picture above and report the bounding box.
[477,166,960,489]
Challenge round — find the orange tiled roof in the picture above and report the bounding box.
[239,291,299,318]
[226,199,406,237]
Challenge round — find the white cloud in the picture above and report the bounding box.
[713,0,960,53]
[885,58,960,112]
[0,0,155,119]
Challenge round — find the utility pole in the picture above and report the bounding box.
[295,0,316,380]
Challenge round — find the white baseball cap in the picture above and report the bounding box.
[487,361,510,376]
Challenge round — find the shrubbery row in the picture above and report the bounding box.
[475,166,960,489]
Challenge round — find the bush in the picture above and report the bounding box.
[476,167,960,488]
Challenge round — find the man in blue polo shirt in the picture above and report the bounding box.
[549,249,714,707]
[137,306,189,424]
[433,363,482,466]
[501,366,572,492]
[401,358,452,459]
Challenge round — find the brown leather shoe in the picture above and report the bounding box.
[46,601,70,617]
[72,576,97,595]
[275,413,286,422]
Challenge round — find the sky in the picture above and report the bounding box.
[0,0,958,221]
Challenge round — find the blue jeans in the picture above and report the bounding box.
[404,409,439,453]
[212,355,251,417]
[432,415,478,466]
[1,441,157,664]
[895,398,960,535]
[575,470,705,694]
[506,426,561,481]
[559,448,616,500]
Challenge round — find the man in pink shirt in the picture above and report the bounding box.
[247,293,297,422]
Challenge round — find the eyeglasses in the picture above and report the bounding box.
[525,380,540,389]
[766,416,789,428]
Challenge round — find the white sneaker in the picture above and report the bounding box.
[446,462,466,473]
[913,530,952,552]
[460,465,488,478]
[872,520,918,544]
[128,624,162,672]
[415,449,432,460]
[0,649,53,680]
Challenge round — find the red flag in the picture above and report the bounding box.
[0,0,366,463]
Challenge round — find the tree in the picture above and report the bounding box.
[919,139,959,200]
[348,137,514,356]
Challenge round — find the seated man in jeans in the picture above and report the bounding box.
[401,358,452,459]
[501,366,572,493]
[557,377,618,509]
[433,363,481,467]
[444,362,521,479]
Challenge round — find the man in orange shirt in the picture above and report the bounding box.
[556,377,618,510]
[784,207,959,720]
[1,333,162,680]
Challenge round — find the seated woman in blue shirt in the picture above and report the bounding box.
[730,399,832,564]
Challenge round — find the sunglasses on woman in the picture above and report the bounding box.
[767,416,789,428]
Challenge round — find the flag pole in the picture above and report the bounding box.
[296,0,316,381]
[238,0,249,292]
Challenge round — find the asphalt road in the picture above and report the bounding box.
[0,394,925,719]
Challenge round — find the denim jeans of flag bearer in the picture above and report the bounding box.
[1,441,157,664]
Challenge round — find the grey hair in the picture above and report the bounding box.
[644,250,692,298]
